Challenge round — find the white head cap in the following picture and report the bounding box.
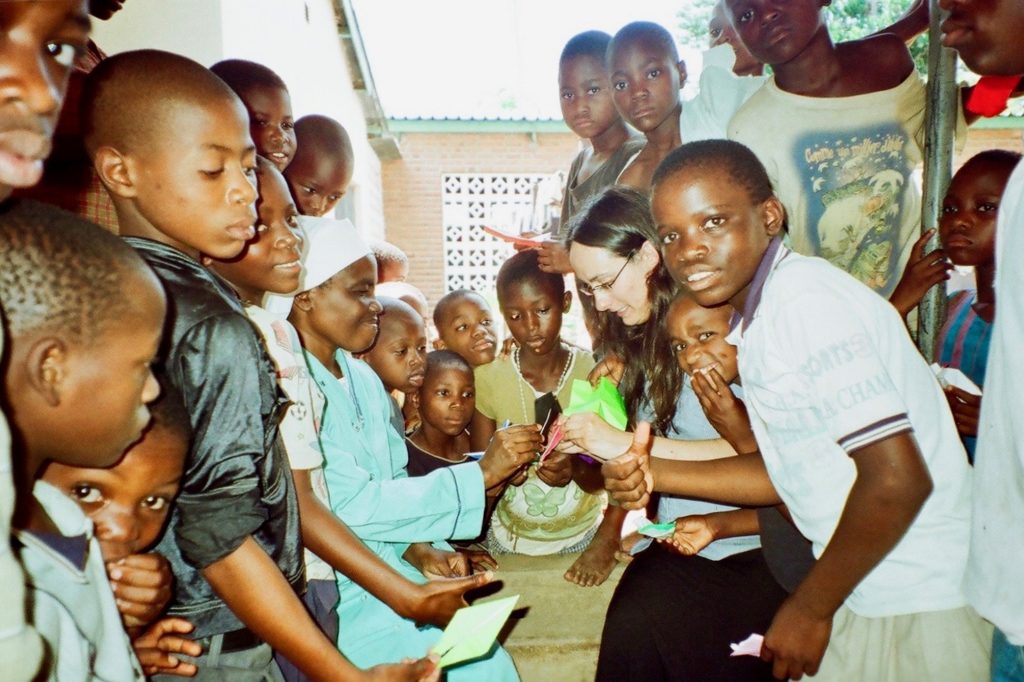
[263,216,371,315]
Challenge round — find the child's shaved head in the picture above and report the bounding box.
[210,59,288,95]
[560,30,613,65]
[0,199,160,344]
[81,49,245,156]
[610,21,679,63]
[285,114,355,216]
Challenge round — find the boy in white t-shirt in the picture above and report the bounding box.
[604,140,991,681]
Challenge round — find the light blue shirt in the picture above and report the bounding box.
[642,382,762,561]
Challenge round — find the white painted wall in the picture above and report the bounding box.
[91,0,384,237]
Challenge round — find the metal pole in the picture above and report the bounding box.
[917,0,959,360]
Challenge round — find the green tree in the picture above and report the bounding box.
[675,1,929,73]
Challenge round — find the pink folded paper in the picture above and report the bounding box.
[482,225,546,248]
[730,633,764,658]
[538,423,564,462]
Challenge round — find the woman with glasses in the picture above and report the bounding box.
[559,186,791,682]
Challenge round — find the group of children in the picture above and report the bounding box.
[0,0,1022,681]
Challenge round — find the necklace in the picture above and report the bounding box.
[512,344,574,423]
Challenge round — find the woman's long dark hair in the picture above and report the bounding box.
[564,186,680,435]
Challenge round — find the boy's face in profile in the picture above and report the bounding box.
[128,97,258,260]
[211,161,303,297]
[284,147,352,217]
[0,0,90,200]
[43,427,184,563]
[667,296,739,383]
[306,255,382,353]
[609,36,684,134]
[434,294,498,368]
[239,85,296,172]
[724,0,826,67]
[363,309,427,394]
[418,365,475,437]
[652,166,783,310]
[559,53,620,141]
[940,0,1024,75]
[498,280,570,358]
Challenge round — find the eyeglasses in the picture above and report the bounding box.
[578,251,635,297]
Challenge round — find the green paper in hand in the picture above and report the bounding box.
[564,377,628,431]
[431,595,520,668]
[638,521,676,539]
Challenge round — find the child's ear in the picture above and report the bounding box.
[93,146,137,199]
[676,59,688,90]
[562,290,573,314]
[433,338,446,351]
[292,291,314,313]
[762,197,787,238]
[25,338,68,407]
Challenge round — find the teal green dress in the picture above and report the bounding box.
[308,350,519,680]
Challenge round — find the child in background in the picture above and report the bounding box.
[940,2,1024,675]
[608,22,687,191]
[536,30,643,276]
[611,139,989,681]
[42,382,204,678]
[891,149,1020,462]
[371,239,410,283]
[210,59,296,172]
[406,351,476,477]
[361,297,427,436]
[708,0,763,77]
[471,250,623,587]
[83,50,434,681]
[725,0,967,300]
[0,4,92,680]
[285,114,354,217]
[287,219,537,678]
[600,290,790,681]
[0,200,166,681]
[212,167,472,681]
[432,289,499,368]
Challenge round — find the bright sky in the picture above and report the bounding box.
[350,0,705,120]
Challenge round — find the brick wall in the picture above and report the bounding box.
[381,125,1022,308]
[381,130,579,306]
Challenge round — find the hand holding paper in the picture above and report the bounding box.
[637,521,676,539]
[431,595,520,668]
[482,225,546,249]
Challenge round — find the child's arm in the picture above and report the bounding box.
[874,0,928,45]
[945,386,981,437]
[602,447,781,511]
[203,537,439,682]
[292,469,493,627]
[662,509,761,556]
[107,552,172,635]
[762,432,932,680]
[888,229,951,317]
[558,411,738,461]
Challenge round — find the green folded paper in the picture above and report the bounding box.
[431,595,520,668]
[638,521,676,539]
[564,377,628,431]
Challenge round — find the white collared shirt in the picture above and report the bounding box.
[728,241,973,617]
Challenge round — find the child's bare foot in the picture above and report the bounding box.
[615,531,647,563]
[564,532,618,587]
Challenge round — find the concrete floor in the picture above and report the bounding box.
[479,552,626,682]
